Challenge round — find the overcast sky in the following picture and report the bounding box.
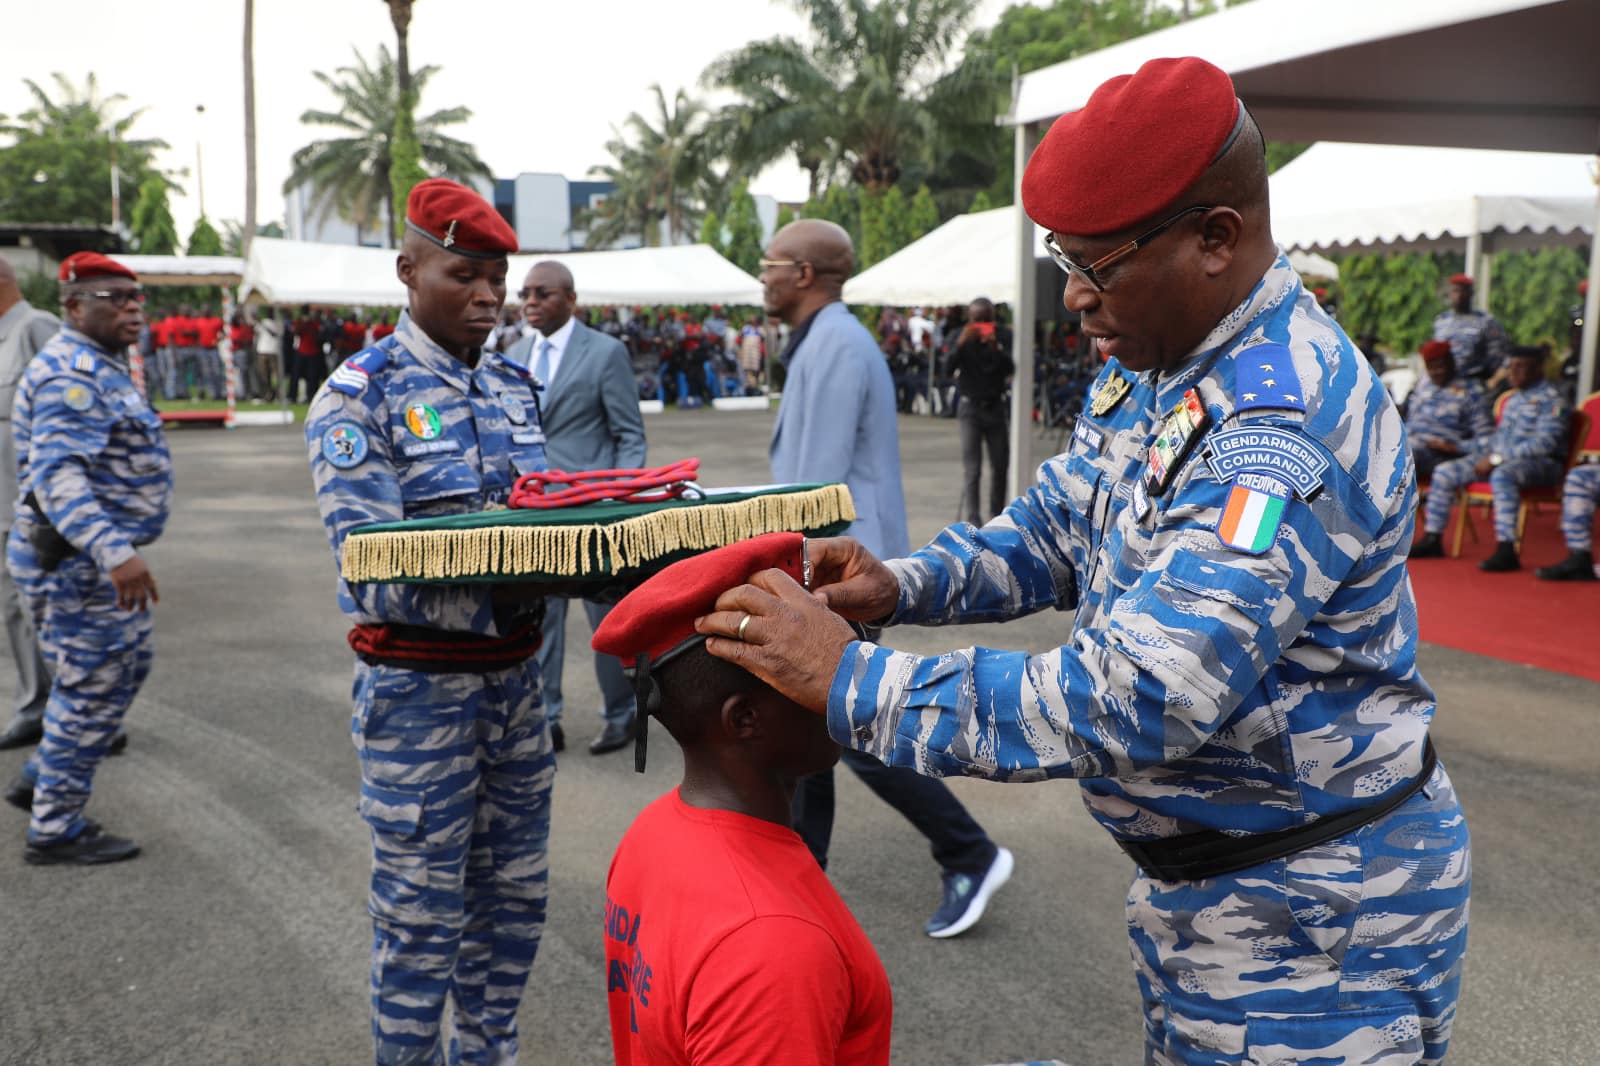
[2,0,1017,242]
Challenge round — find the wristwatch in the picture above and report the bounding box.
[1490,452,1504,466]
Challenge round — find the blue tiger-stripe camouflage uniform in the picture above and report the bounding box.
[1431,308,1509,382]
[306,312,554,1066]
[6,326,172,844]
[1423,379,1568,541]
[1404,376,1492,480]
[1558,463,1600,552]
[831,256,1470,1065]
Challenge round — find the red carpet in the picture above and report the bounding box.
[1408,504,1600,682]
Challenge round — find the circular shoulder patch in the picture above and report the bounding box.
[62,384,95,412]
[321,422,370,470]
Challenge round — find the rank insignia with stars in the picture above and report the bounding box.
[1089,373,1133,417]
[1235,343,1305,414]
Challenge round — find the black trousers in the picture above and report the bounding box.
[959,397,1010,526]
[791,747,996,877]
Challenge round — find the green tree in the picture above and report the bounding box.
[129,173,179,254]
[722,182,764,275]
[698,210,725,255]
[220,218,285,256]
[580,86,713,249]
[284,44,490,247]
[907,184,940,241]
[969,189,996,213]
[859,191,891,268]
[1491,246,1590,348]
[1337,251,1458,354]
[804,183,861,249]
[0,73,177,225]
[704,0,1003,201]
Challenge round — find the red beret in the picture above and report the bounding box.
[406,178,518,259]
[1420,340,1453,363]
[592,532,805,668]
[59,251,137,284]
[1022,56,1242,237]
[1449,273,1474,286]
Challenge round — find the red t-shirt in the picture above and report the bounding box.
[229,324,254,348]
[372,323,395,340]
[169,316,198,346]
[195,316,224,347]
[151,318,172,346]
[293,320,321,357]
[339,320,366,354]
[605,790,892,1066]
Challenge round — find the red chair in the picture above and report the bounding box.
[1449,392,1594,556]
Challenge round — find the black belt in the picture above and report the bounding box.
[1117,738,1438,882]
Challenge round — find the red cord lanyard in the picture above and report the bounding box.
[508,458,702,509]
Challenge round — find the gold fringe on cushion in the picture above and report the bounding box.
[340,484,857,583]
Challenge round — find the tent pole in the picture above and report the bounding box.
[1008,121,1039,501]
[1465,196,1484,309]
[1578,176,1600,401]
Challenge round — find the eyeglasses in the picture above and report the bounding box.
[82,288,146,308]
[757,258,808,272]
[1042,205,1215,292]
[517,286,564,301]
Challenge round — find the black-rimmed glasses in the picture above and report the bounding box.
[1042,204,1215,292]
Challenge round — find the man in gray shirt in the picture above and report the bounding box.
[0,256,58,749]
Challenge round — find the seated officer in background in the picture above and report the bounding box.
[1414,345,1570,570]
[305,179,554,1066]
[594,532,892,1066]
[1406,339,1493,481]
[698,58,1470,1066]
[4,252,170,865]
[1535,461,1600,581]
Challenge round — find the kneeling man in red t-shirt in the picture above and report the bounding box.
[593,532,893,1066]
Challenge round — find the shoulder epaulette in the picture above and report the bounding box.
[496,351,531,378]
[328,343,390,396]
[1235,343,1305,414]
[70,351,99,376]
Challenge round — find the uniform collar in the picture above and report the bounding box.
[1151,252,1299,409]
[58,325,128,367]
[392,311,478,394]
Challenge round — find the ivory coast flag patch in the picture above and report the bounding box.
[1217,472,1290,554]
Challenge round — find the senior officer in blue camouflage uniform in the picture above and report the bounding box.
[306,179,554,1066]
[3,252,170,866]
[1413,346,1570,571]
[1406,340,1493,481]
[1432,274,1510,388]
[699,59,1470,1066]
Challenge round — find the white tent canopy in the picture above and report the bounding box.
[1009,0,1598,154]
[844,209,1048,307]
[1271,143,1596,254]
[843,208,1337,309]
[117,254,244,287]
[239,237,762,308]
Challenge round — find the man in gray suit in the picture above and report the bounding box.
[0,256,57,750]
[510,261,647,755]
[765,221,1013,939]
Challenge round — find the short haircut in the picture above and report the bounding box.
[652,641,763,746]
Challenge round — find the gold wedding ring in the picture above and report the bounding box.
[737,613,753,641]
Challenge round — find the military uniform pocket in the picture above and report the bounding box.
[358,782,426,840]
[1245,1001,1422,1065]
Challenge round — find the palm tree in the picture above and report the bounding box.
[284,44,489,247]
[703,0,1002,195]
[242,0,257,257]
[579,86,714,249]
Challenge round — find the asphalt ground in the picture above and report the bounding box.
[0,408,1595,1066]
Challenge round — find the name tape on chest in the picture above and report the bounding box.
[1145,388,1211,497]
[401,437,461,459]
[1072,418,1105,454]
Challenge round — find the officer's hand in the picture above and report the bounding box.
[804,536,900,622]
[696,569,857,714]
[1473,457,1495,478]
[110,555,159,612]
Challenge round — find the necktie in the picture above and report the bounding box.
[535,338,554,388]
